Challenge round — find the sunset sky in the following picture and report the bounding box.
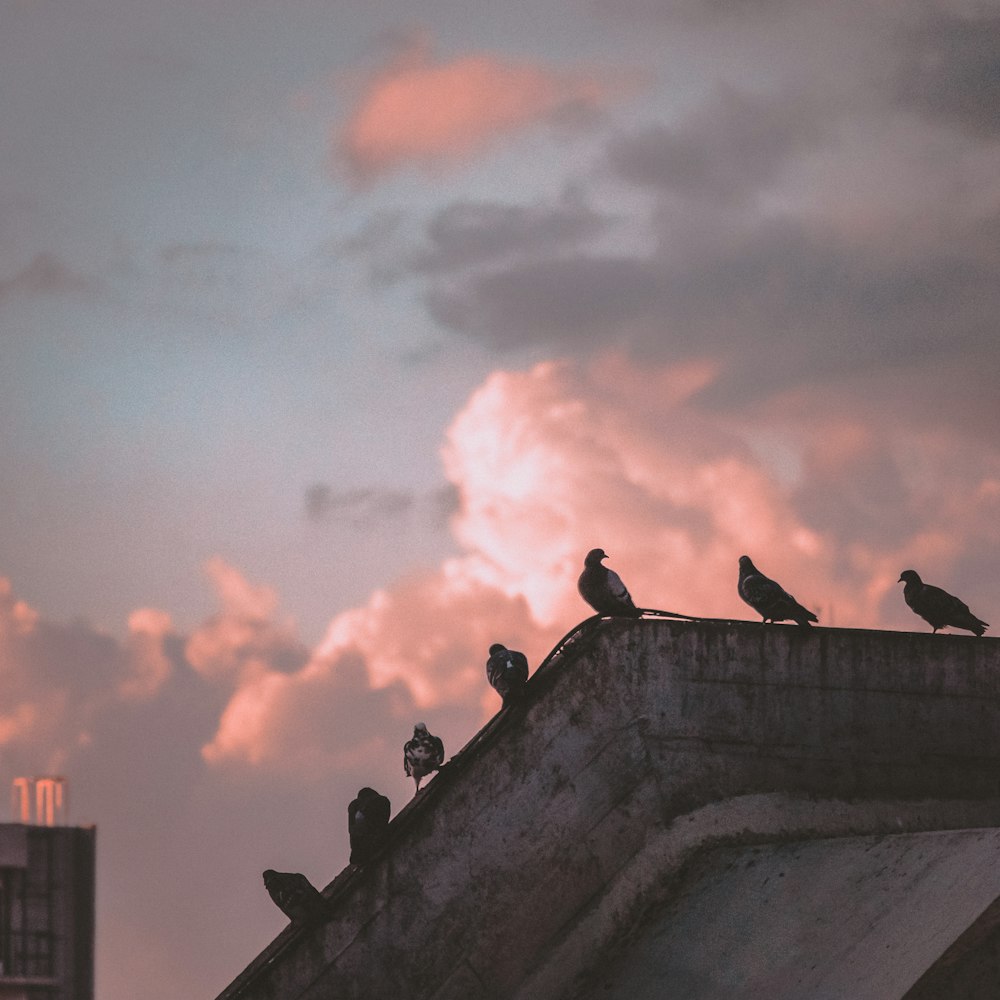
[1,0,998,996]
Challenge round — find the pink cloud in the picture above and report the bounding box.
[185,556,304,683]
[339,34,623,180]
[201,570,551,771]
[441,358,826,626]
[201,356,1000,772]
[7,359,998,786]
[0,578,120,768]
[119,608,174,702]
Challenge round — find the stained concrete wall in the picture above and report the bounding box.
[215,619,1000,1000]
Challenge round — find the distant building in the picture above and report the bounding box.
[1,777,95,1000]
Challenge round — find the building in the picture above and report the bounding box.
[0,778,95,1000]
[215,618,1000,1000]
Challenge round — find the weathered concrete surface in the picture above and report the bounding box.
[214,619,1000,1000]
[574,829,1000,1000]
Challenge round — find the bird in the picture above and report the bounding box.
[737,555,818,627]
[348,787,391,865]
[486,643,530,707]
[898,570,988,636]
[403,723,445,793]
[578,548,642,618]
[262,869,326,926]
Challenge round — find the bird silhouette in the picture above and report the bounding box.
[348,787,391,865]
[486,643,530,707]
[737,555,817,627]
[262,869,326,926]
[578,548,642,617]
[403,723,445,793]
[898,570,988,636]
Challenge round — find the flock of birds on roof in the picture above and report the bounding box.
[262,548,990,926]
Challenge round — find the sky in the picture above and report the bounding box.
[1,0,998,995]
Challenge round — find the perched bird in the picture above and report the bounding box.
[348,787,391,865]
[403,723,445,793]
[486,643,530,707]
[578,548,642,618]
[898,570,988,636]
[262,869,326,926]
[737,555,818,627]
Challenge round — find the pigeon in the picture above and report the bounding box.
[486,643,530,707]
[348,787,391,865]
[403,723,445,793]
[578,548,642,618]
[262,869,326,926]
[737,555,818,627]
[898,570,988,636]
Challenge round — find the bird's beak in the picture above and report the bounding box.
[897,575,904,583]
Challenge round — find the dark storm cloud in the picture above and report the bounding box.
[404,24,1000,420]
[427,255,660,348]
[423,209,1000,405]
[607,85,828,204]
[411,190,610,273]
[895,10,1000,139]
[305,484,414,524]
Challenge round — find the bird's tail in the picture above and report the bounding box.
[969,616,989,637]
[795,604,819,627]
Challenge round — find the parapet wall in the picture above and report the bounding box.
[216,620,1000,1000]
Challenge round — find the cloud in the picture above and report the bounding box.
[411,188,611,273]
[178,554,529,774]
[200,555,553,772]
[383,10,999,423]
[439,359,825,624]
[304,484,414,524]
[427,253,660,348]
[338,32,625,181]
[120,608,174,701]
[201,650,418,772]
[202,355,1000,777]
[606,84,829,204]
[0,578,124,770]
[423,202,1000,418]
[895,10,1000,139]
[184,556,307,682]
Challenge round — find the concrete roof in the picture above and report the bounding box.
[214,617,1000,1000]
[578,829,1000,1000]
